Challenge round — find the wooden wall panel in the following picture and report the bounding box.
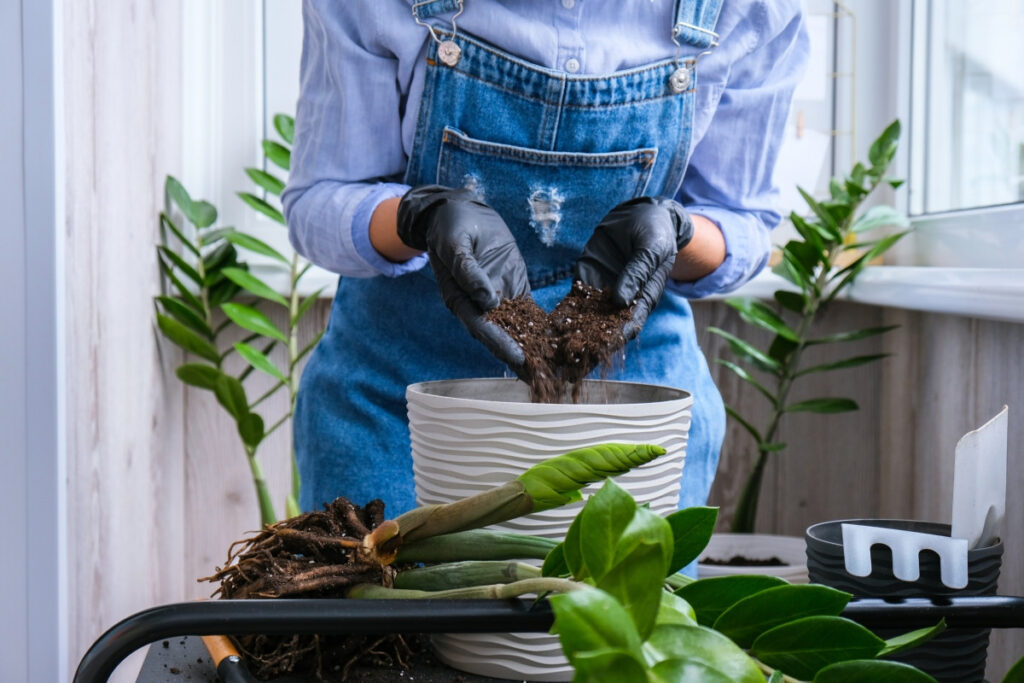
[63,1,184,679]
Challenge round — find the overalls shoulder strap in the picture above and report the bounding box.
[412,0,462,21]
[673,0,726,49]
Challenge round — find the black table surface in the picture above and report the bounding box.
[136,634,529,683]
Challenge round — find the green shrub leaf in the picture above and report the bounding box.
[726,298,799,341]
[238,192,286,225]
[796,354,890,378]
[175,363,222,391]
[222,267,289,307]
[675,575,788,627]
[724,405,764,444]
[665,507,718,574]
[878,620,946,657]
[273,113,295,144]
[160,213,200,258]
[786,398,858,413]
[751,616,884,680]
[549,588,643,661]
[213,373,249,421]
[156,296,212,339]
[158,246,202,286]
[813,659,938,682]
[263,140,291,170]
[579,480,637,581]
[774,290,806,314]
[191,200,218,229]
[234,342,287,382]
[245,168,286,196]
[222,230,289,264]
[541,542,569,577]
[708,327,782,374]
[1004,653,1024,683]
[221,302,288,342]
[868,120,901,168]
[850,205,909,234]
[237,412,265,449]
[156,314,220,364]
[808,325,900,345]
[713,584,851,648]
[646,625,764,683]
[715,360,776,406]
[293,288,325,325]
[656,591,698,626]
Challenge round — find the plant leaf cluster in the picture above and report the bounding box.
[155,114,317,525]
[710,121,911,532]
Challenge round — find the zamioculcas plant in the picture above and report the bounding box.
[202,442,946,682]
[155,114,321,526]
[710,120,910,533]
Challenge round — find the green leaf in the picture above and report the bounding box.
[273,113,295,144]
[774,290,806,314]
[234,342,287,382]
[751,616,884,680]
[715,359,776,406]
[572,649,649,682]
[160,263,205,316]
[579,480,637,581]
[175,363,223,391]
[878,620,946,657]
[725,297,799,341]
[845,179,868,200]
[790,214,826,252]
[798,187,841,240]
[549,589,643,661]
[829,178,849,202]
[222,267,289,307]
[887,178,906,189]
[237,412,265,449]
[238,191,286,224]
[542,542,569,577]
[655,591,698,626]
[156,296,212,339]
[159,213,200,258]
[665,507,718,574]
[246,167,286,196]
[293,289,325,325]
[165,175,192,218]
[675,575,788,627]
[796,353,890,378]
[562,514,585,579]
[850,163,868,186]
[850,205,909,234]
[294,329,325,366]
[158,246,202,286]
[773,256,811,293]
[768,672,785,683]
[708,327,782,375]
[808,324,900,345]
[208,277,243,308]
[1004,653,1024,683]
[813,659,938,682]
[156,314,220,364]
[199,226,236,246]
[221,302,288,342]
[786,398,859,414]
[713,584,851,648]
[650,660,734,683]
[213,373,249,421]
[724,405,763,445]
[263,140,291,170]
[785,239,825,275]
[759,442,787,452]
[868,120,901,169]
[191,200,218,229]
[645,625,764,683]
[768,334,799,365]
[202,241,241,275]
[222,230,289,264]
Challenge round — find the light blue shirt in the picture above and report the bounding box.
[283,0,808,298]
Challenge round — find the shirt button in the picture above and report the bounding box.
[565,58,580,73]
[561,0,575,8]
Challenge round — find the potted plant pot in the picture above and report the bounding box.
[406,378,693,682]
[806,518,1003,683]
[698,532,809,582]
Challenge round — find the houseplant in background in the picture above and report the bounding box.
[154,113,321,526]
[703,121,910,576]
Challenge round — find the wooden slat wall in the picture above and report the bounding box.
[694,301,1024,679]
[62,1,185,679]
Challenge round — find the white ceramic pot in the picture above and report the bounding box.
[697,533,809,583]
[406,378,693,682]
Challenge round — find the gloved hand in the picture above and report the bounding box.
[397,185,531,375]
[574,196,694,340]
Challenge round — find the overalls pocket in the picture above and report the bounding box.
[436,126,658,288]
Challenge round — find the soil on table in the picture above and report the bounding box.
[702,555,786,567]
[201,497,431,682]
[486,281,632,403]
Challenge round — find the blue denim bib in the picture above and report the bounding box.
[295,0,726,520]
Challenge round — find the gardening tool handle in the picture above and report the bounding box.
[200,635,256,683]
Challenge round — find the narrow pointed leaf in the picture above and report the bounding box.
[715,359,776,406]
[222,267,289,307]
[245,167,286,196]
[263,140,291,170]
[790,214,825,252]
[708,327,781,374]
[199,226,237,246]
[786,398,858,413]
[221,302,288,342]
[813,659,938,682]
[549,588,643,659]
[768,334,799,365]
[751,616,884,680]
[887,178,905,189]
[234,342,287,382]
[798,187,841,239]
[237,412,265,449]
[665,507,718,574]
[579,480,637,581]
[293,288,325,325]
[714,585,851,647]
[850,205,908,234]
[773,257,811,292]
[808,325,899,345]
[213,374,249,421]
[238,191,286,224]
[725,298,798,341]
[542,543,569,577]
[222,230,289,264]
[645,625,764,683]
[156,314,220,364]
[273,113,295,144]
[294,329,325,367]
[1003,654,1024,683]
[596,511,672,638]
[768,672,785,683]
[293,260,314,286]
[175,364,223,391]
[724,405,763,444]
[785,239,825,275]
[675,575,788,627]
[160,213,200,258]
[161,263,205,316]
[868,120,901,168]
[158,246,202,286]
[759,442,787,452]
[191,200,218,229]
[571,649,648,681]
[156,296,212,339]
[796,353,890,377]
[878,620,946,657]
[165,176,192,218]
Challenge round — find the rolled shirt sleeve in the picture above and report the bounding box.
[669,0,809,299]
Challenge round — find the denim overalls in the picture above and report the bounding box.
[294,0,727,517]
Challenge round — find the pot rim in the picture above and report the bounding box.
[407,377,693,408]
[805,518,1004,553]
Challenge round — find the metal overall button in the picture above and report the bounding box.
[668,66,691,93]
[438,40,461,66]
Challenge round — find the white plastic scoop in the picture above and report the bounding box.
[842,407,1008,589]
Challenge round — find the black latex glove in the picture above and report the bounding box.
[397,185,531,375]
[574,196,694,340]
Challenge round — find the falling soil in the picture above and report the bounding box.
[200,497,426,681]
[487,281,631,403]
[701,555,786,567]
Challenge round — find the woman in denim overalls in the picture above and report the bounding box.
[286,0,808,519]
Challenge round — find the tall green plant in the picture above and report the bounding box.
[155,114,321,526]
[710,120,910,533]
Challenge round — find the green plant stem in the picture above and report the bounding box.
[287,252,302,511]
[246,447,277,526]
[395,529,559,563]
[347,577,587,600]
[394,561,541,591]
[250,379,286,409]
[262,413,290,440]
[755,660,802,683]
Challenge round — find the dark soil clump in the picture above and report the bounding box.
[200,497,427,681]
[487,281,631,403]
[701,555,786,567]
